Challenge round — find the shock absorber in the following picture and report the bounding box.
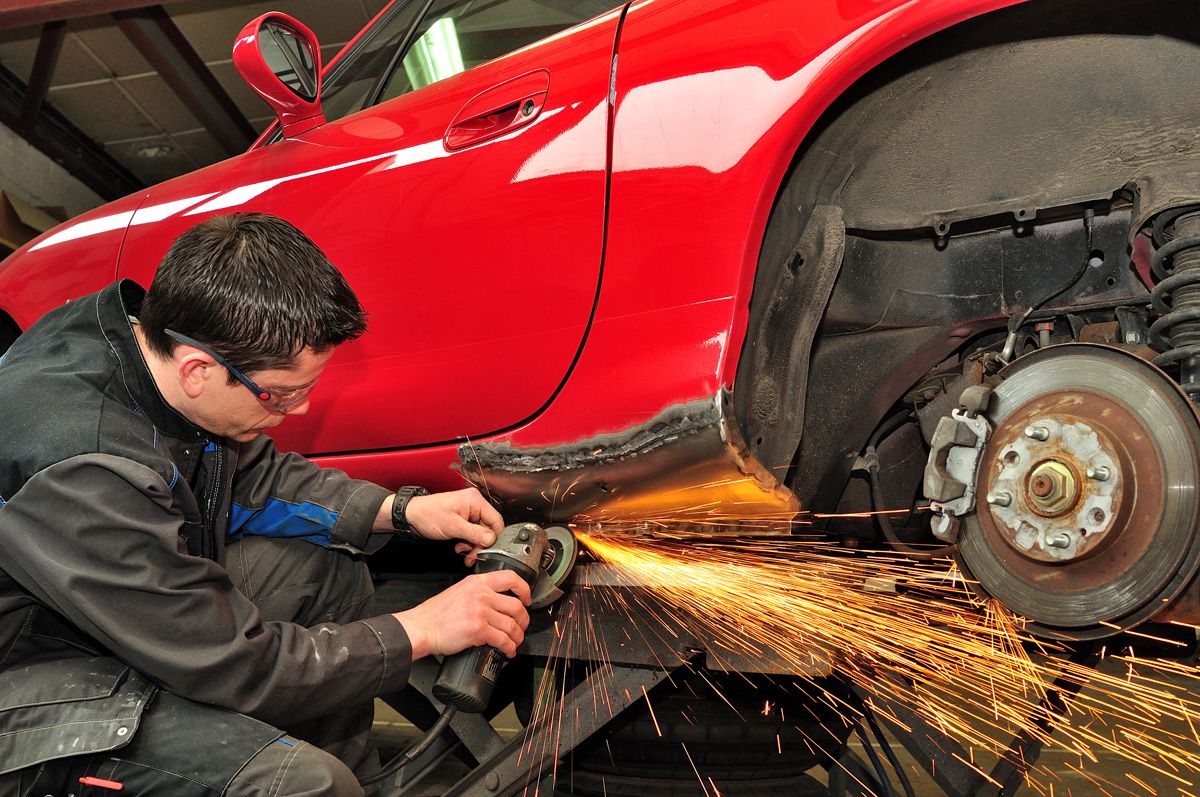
[1150,207,1200,401]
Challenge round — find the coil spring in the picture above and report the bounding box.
[1149,213,1200,385]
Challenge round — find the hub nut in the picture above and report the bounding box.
[1025,460,1078,517]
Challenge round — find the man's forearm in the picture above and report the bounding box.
[374,494,395,531]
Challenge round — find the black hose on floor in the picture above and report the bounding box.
[864,704,915,797]
[853,723,899,797]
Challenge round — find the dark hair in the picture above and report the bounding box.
[139,213,367,376]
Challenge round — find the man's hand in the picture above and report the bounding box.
[404,487,504,549]
[393,570,531,659]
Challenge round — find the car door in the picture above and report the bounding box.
[117,0,627,455]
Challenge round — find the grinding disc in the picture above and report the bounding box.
[544,526,578,588]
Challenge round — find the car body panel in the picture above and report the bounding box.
[113,8,624,455]
[390,0,1023,453]
[0,192,147,330]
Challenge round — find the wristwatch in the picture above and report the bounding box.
[390,486,429,537]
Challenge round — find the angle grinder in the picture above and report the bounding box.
[362,522,578,788]
[432,522,578,713]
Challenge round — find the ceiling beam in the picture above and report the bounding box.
[0,62,143,201]
[114,5,254,157]
[0,1,187,30]
[19,21,67,134]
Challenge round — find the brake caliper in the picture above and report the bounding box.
[922,385,994,543]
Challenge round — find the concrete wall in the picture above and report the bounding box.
[0,120,105,220]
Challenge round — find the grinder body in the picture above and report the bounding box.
[432,554,539,712]
[432,522,574,713]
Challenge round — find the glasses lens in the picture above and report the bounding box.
[262,380,318,412]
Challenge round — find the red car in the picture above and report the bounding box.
[4,0,1200,791]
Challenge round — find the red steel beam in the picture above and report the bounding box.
[0,1,187,29]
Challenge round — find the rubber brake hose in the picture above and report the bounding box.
[1002,207,1096,361]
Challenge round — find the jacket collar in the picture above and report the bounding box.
[95,280,207,442]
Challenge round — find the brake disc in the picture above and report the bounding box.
[959,344,1200,640]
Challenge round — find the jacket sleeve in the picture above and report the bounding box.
[0,453,411,727]
[231,434,394,553]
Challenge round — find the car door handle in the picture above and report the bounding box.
[444,69,550,151]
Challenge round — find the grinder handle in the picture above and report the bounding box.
[431,555,538,713]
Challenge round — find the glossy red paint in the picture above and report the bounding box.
[0,0,1029,489]
[117,7,623,456]
[232,13,326,138]
[0,192,147,330]
[461,0,1026,449]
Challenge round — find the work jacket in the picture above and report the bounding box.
[0,281,412,774]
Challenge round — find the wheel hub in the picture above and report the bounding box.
[985,415,1122,564]
[956,344,1200,639]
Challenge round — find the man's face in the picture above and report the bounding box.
[196,347,334,442]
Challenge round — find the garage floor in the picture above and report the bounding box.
[372,662,1200,796]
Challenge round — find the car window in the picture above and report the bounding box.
[374,0,627,105]
[319,0,426,124]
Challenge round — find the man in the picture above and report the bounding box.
[0,214,530,795]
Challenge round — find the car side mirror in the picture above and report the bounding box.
[233,13,325,138]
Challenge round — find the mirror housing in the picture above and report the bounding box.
[233,13,325,138]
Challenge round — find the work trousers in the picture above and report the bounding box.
[0,537,384,797]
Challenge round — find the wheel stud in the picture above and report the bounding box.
[1025,425,1050,441]
[1048,532,1073,549]
[987,491,1013,507]
[1086,465,1111,481]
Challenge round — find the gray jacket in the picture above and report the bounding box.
[0,281,411,773]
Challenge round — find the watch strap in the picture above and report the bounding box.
[391,486,429,536]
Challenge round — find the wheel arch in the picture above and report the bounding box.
[732,0,1200,505]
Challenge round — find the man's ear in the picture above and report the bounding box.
[177,353,213,399]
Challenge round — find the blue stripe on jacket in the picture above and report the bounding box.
[229,498,339,547]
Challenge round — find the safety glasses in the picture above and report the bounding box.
[164,329,318,413]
